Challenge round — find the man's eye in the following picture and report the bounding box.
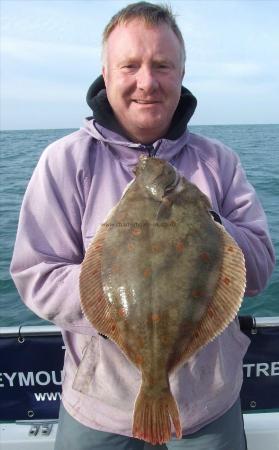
[155,64,170,70]
[122,64,137,69]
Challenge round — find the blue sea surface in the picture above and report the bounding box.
[0,124,278,326]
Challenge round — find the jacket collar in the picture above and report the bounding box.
[82,117,191,169]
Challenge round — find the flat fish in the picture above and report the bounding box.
[78,156,246,445]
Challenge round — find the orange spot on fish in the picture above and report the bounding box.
[161,335,169,345]
[135,353,143,365]
[116,213,126,222]
[192,289,203,299]
[143,268,152,278]
[151,243,161,253]
[137,336,144,347]
[127,243,135,251]
[150,313,160,323]
[227,246,234,253]
[118,307,126,317]
[200,252,210,262]
[223,277,231,286]
[111,324,116,332]
[176,241,185,253]
[132,228,142,236]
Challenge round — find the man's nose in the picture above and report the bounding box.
[137,66,159,92]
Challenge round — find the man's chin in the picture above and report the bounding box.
[128,122,169,143]
[134,117,166,131]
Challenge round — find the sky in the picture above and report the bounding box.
[1,0,279,129]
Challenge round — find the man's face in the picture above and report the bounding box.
[102,19,184,143]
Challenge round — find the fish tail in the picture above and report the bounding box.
[132,386,182,445]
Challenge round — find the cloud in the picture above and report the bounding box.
[185,59,276,86]
[1,37,101,67]
[2,76,86,103]
[220,62,262,78]
[1,37,101,103]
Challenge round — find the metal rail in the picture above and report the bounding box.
[254,317,279,327]
[0,316,279,337]
[0,325,61,337]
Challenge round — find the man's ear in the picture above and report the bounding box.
[102,66,106,84]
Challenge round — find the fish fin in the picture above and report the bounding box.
[80,226,122,344]
[172,223,246,370]
[133,385,182,445]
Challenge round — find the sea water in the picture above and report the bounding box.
[1,124,278,326]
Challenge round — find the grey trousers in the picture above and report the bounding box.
[54,397,247,450]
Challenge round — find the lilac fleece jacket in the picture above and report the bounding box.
[10,118,275,436]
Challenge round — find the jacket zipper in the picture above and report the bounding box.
[140,144,158,157]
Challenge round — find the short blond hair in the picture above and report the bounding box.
[102,1,186,65]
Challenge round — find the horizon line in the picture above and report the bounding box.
[1,122,278,132]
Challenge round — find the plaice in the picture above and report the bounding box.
[76,155,246,445]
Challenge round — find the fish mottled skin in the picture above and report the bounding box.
[78,156,246,445]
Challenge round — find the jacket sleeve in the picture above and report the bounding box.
[10,141,97,335]
[218,151,275,297]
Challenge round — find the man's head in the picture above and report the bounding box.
[102,2,186,144]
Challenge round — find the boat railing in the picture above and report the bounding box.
[1,315,279,337]
[0,325,61,337]
[0,315,279,423]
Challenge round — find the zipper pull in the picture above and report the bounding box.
[144,144,156,157]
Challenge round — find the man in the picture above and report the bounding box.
[10,2,275,449]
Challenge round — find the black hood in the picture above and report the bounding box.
[86,75,197,141]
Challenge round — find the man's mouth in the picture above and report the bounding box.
[133,100,160,104]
